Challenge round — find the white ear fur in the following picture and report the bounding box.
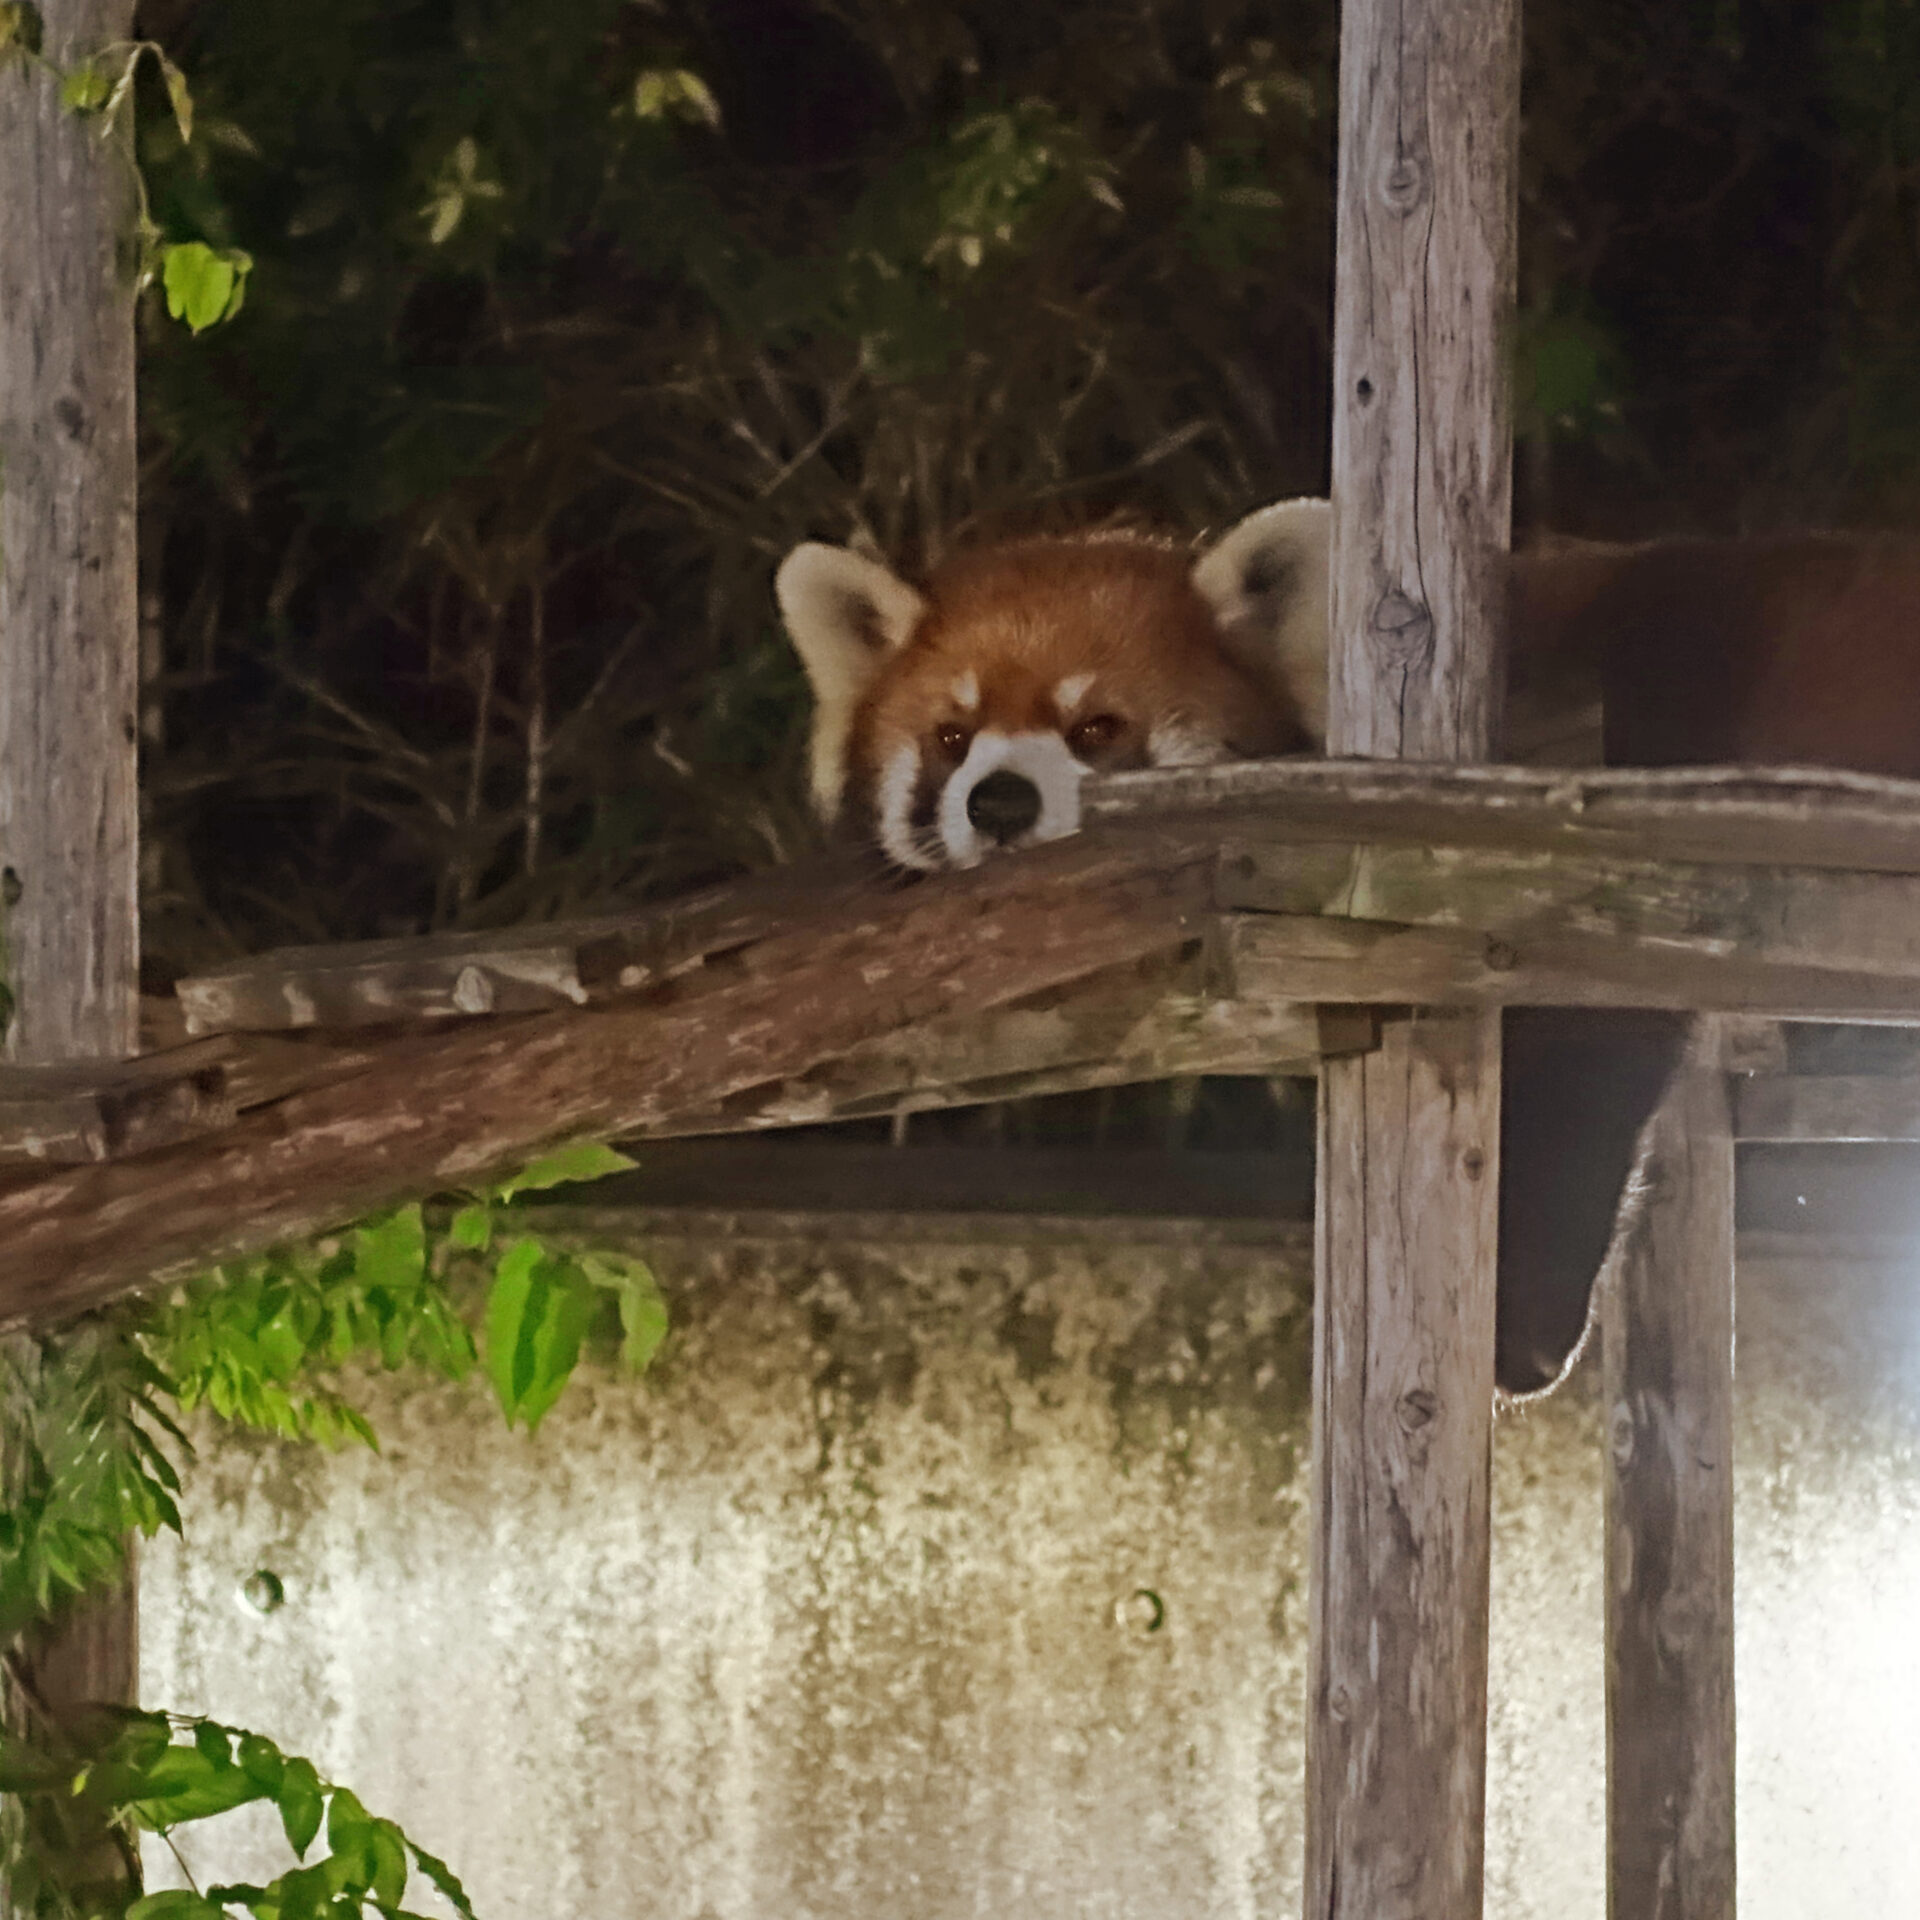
[1190,497,1332,747]
[775,543,928,816]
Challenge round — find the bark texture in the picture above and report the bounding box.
[1602,1032,1737,1920]
[1305,0,1518,1909]
[0,0,145,1796]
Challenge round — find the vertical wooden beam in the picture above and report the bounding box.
[0,0,144,1792]
[1602,1030,1737,1920]
[0,0,141,1067]
[1304,0,1518,1914]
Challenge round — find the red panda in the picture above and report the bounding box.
[775,502,1331,868]
[780,501,1920,861]
[777,503,1920,1394]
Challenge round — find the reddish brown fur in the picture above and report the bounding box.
[1514,533,1920,775]
[845,535,1310,793]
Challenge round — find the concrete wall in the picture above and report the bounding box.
[138,1213,1920,1919]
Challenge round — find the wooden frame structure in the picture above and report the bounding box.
[5,0,1917,1916]
[7,762,1920,1920]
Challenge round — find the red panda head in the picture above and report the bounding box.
[776,500,1332,869]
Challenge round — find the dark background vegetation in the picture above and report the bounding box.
[128,0,1920,981]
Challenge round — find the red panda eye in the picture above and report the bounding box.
[934,721,971,760]
[1067,713,1125,757]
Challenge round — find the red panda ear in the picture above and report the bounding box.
[1191,499,1332,747]
[775,544,928,817]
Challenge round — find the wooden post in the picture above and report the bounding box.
[1304,0,1518,1913]
[1602,1027,1737,1920]
[0,0,144,1793]
[0,4,141,1067]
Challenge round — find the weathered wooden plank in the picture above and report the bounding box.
[1218,839,1920,984]
[1304,0,1516,1909]
[0,837,1212,1327]
[174,762,1920,1038]
[0,0,145,1827]
[1602,1027,1737,1920]
[1222,913,1920,1020]
[1309,1014,1502,1919]
[1091,757,1920,873]
[0,1041,236,1164]
[0,0,141,1068]
[672,953,1322,1133]
[175,855,880,1033]
[1734,1072,1920,1141]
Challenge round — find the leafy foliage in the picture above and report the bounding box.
[129,0,1338,970]
[118,0,1920,985]
[2,1144,665,1913]
[0,1709,472,1920]
[0,1329,185,1646]
[2,1145,665,1641]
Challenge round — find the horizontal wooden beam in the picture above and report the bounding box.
[14,763,1920,1319]
[1734,1074,1920,1143]
[1219,914,1920,1021]
[0,1041,236,1164]
[663,952,1321,1134]
[1215,826,1920,1015]
[174,858,882,1034]
[1094,757,1920,872]
[0,836,1212,1327]
[174,761,1920,1041]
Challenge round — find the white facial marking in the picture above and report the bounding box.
[937,729,1088,868]
[1053,671,1095,715]
[952,669,981,712]
[1147,719,1230,768]
[876,742,937,871]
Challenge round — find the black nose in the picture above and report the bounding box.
[966,769,1043,843]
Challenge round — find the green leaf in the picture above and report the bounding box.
[193,1719,233,1767]
[483,1237,544,1422]
[105,1708,176,1772]
[131,1744,266,1825]
[268,1859,333,1920]
[353,1207,427,1294]
[632,67,722,129]
[127,1893,227,1919]
[580,1254,671,1374]
[239,1732,285,1793]
[326,1785,373,1858]
[279,1755,325,1858]
[491,1141,636,1202]
[408,1840,477,1920]
[367,1818,410,1906]
[515,1264,593,1432]
[447,1204,493,1252]
[159,51,194,145]
[162,242,253,335]
[59,62,111,114]
[256,1303,309,1381]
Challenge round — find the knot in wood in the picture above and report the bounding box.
[1378,150,1429,216]
[1460,1147,1486,1181]
[1608,1401,1635,1468]
[1369,587,1434,666]
[1483,938,1518,972]
[1397,1387,1438,1432]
